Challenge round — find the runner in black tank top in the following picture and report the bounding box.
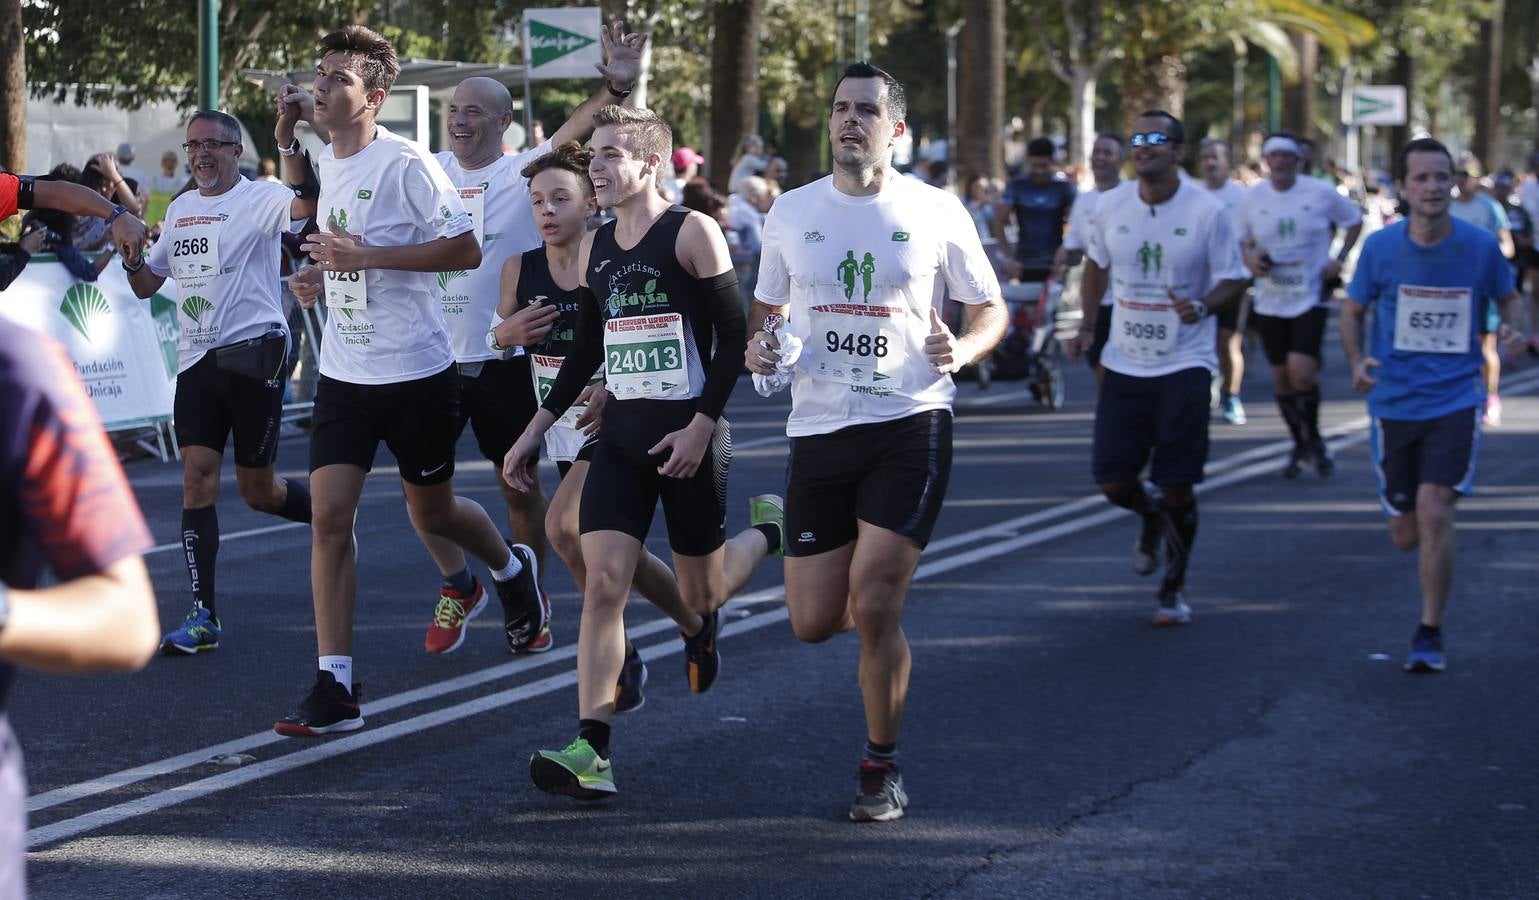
[516,246,583,358]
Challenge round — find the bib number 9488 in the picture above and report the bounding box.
[825,331,890,358]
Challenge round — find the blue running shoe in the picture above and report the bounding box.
[1404,629,1446,673]
[162,606,221,654]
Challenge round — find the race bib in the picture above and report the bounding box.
[530,352,603,430]
[459,186,486,246]
[1394,285,1471,354]
[168,219,221,280]
[1265,259,1311,305]
[1111,295,1180,360]
[603,313,689,399]
[805,303,908,386]
[324,269,368,309]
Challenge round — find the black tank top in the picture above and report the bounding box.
[515,246,581,358]
[586,206,714,394]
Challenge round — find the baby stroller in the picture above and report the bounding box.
[959,279,1065,409]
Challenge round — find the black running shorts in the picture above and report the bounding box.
[784,409,953,557]
[456,356,538,464]
[1213,289,1250,332]
[309,365,461,486]
[1088,308,1112,371]
[578,401,731,556]
[1370,406,1481,515]
[1251,306,1328,366]
[1092,367,1210,486]
[174,352,285,468]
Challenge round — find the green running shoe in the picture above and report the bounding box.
[529,737,616,801]
[749,493,786,557]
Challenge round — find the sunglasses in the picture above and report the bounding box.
[1128,132,1173,148]
[181,139,240,153]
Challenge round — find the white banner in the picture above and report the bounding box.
[524,8,604,80]
[0,259,179,429]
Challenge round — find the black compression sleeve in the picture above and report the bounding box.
[696,270,747,421]
[541,284,605,419]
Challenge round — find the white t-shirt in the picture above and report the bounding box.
[1063,180,1128,307]
[1236,175,1362,318]
[1203,179,1246,226]
[147,177,299,373]
[755,174,1002,437]
[316,126,473,385]
[434,141,553,362]
[1086,180,1248,379]
[150,172,187,196]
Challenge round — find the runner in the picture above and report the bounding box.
[1235,134,1362,477]
[1055,132,1127,381]
[745,63,1007,822]
[1449,163,1514,425]
[1491,171,1536,354]
[274,25,545,736]
[411,21,645,656]
[993,137,1076,283]
[123,110,318,654]
[1198,138,1250,425]
[1068,111,1249,626]
[491,142,674,713]
[1340,137,1522,674]
[501,106,780,800]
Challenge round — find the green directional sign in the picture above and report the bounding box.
[529,20,594,68]
[1348,85,1407,126]
[525,9,603,80]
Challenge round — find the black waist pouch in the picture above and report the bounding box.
[213,327,289,386]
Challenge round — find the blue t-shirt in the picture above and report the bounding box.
[1347,218,1515,421]
[1002,174,1075,268]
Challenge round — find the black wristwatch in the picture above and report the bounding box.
[104,204,128,227]
[606,81,632,99]
[122,255,145,275]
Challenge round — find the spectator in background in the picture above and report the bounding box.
[256,158,282,183]
[728,133,767,193]
[1491,171,1536,352]
[116,142,151,209]
[663,146,703,204]
[728,175,771,306]
[963,173,1003,270]
[528,119,547,150]
[21,167,117,282]
[75,154,143,250]
[150,151,185,195]
[764,155,788,191]
[993,136,1076,283]
[0,225,46,290]
[681,176,737,258]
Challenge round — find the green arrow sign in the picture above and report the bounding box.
[1354,95,1391,119]
[529,20,595,68]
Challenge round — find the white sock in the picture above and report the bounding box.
[319,655,353,693]
[490,545,523,582]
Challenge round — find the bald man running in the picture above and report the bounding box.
[404,22,648,655]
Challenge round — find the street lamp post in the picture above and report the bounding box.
[946,18,964,189]
[198,0,219,110]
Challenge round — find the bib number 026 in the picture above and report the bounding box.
[825,331,890,358]
[607,341,680,374]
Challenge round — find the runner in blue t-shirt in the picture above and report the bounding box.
[992,137,1076,281]
[1341,138,1522,675]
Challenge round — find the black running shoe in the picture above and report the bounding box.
[615,644,648,714]
[850,759,909,822]
[682,609,721,694]
[274,671,364,737]
[1282,447,1309,479]
[497,542,550,654]
[1311,437,1334,477]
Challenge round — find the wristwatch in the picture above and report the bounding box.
[486,328,507,353]
[606,81,632,99]
[104,204,128,227]
[122,254,145,275]
[278,138,301,157]
[1190,299,1209,319]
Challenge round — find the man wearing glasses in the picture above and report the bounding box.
[123,110,320,655]
[1069,111,1249,626]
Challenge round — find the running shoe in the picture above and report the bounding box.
[497,543,551,654]
[615,645,648,714]
[850,759,909,822]
[1152,592,1192,627]
[749,493,786,557]
[529,737,617,801]
[1311,437,1335,477]
[1282,447,1309,479]
[274,671,364,736]
[423,578,487,654]
[1484,394,1502,427]
[1404,630,1446,673]
[1221,395,1247,425]
[683,609,722,694]
[1133,510,1163,576]
[161,606,220,654]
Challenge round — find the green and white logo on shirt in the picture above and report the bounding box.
[181,295,215,324]
[1137,241,1164,277]
[356,189,374,200]
[837,250,877,302]
[1277,218,1297,239]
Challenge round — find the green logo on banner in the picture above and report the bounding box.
[182,295,214,324]
[529,19,596,67]
[149,294,181,378]
[59,283,110,342]
[438,270,468,290]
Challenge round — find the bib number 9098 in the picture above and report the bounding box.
[1121,321,1168,341]
[825,331,889,358]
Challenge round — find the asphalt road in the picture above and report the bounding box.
[16,323,1539,899]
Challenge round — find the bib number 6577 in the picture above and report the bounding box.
[825,331,889,358]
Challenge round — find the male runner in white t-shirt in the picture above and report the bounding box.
[1069,111,1249,627]
[123,110,318,657]
[1236,134,1362,476]
[411,23,644,656]
[746,63,1006,822]
[1198,137,1250,425]
[275,25,544,736]
[1054,132,1128,380]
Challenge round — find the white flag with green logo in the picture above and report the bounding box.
[524,8,603,80]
